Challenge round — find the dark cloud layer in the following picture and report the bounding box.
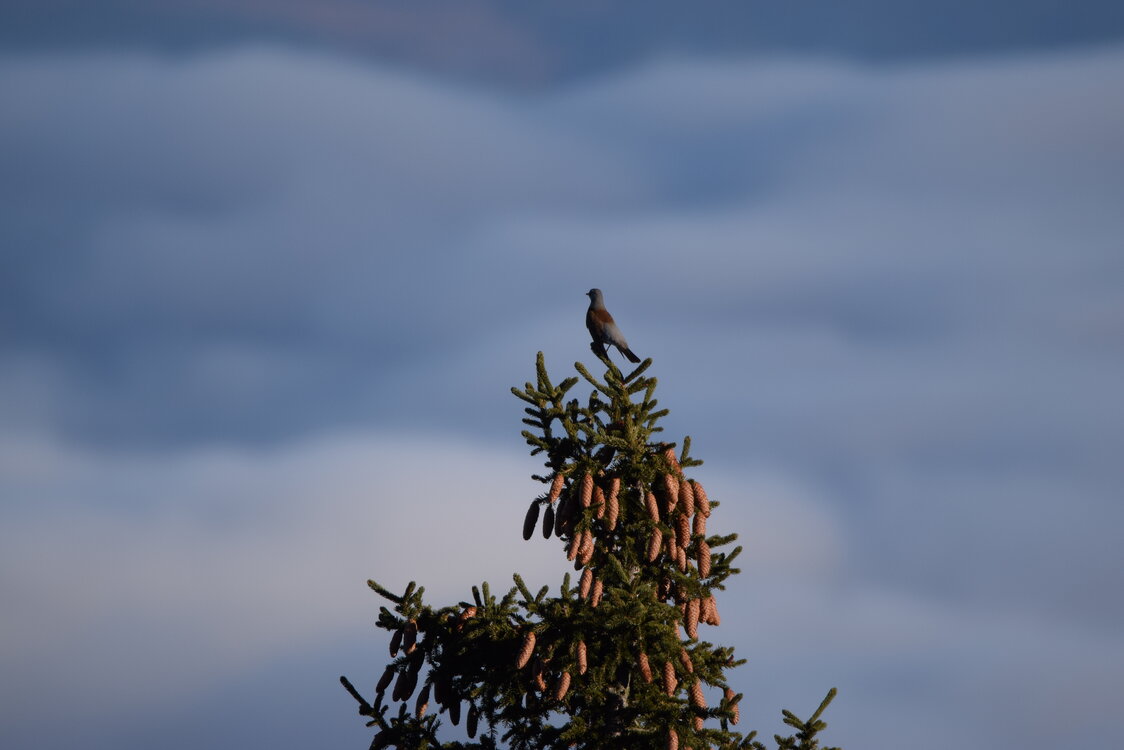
[4,0,1124,87]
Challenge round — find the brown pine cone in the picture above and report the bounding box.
[647,527,663,562]
[692,509,707,538]
[697,540,712,578]
[579,568,593,599]
[532,656,547,692]
[606,484,619,530]
[389,626,403,657]
[593,484,606,519]
[664,446,682,474]
[725,687,740,725]
[402,619,418,654]
[686,599,700,639]
[693,480,711,517]
[679,647,694,673]
[554,670,572,701]
[578,528,595,565]
[646,491,660,522]
[576,640,588,675]
[516,630,536,669]
[676,513,690,549]
[415,682,430,718]
[580,472,593,508]
[667,727,679,750]
[679,479,695,516]
[549,472,565,503]
[638,651,653,682]
[567,528,581,561]
[662,474,680,511]
[702,595,721,626]
[590,578,604,607]
[689,679,706,708]
[663,661,678,695]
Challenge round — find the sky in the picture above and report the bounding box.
[2,3,1123,749]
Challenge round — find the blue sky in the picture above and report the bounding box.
[2,4,1123,749]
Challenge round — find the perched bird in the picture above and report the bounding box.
[585,288,641,363]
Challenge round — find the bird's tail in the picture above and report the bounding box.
[621,348,641,363]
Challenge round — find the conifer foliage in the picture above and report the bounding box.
[342,352,841,750]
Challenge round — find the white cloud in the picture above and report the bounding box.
[0,432,563,725]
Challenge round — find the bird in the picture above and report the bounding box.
[585,288,641,363]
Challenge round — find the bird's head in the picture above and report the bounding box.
[586,288,602,302]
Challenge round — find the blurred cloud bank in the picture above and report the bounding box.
[1,26,1122,750]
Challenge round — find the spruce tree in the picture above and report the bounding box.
[342,352,840,750]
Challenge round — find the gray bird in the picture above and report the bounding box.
[585,288,641,363]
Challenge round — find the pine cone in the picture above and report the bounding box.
[567,528,582,561]
[702,595,721,626]
[679,479,695,516]
[693,480,711,517]
[686,599,700,639]
[647,528,663,562]
[578,528,595,565]
[556,493,575,536]
[638,651,653,682]
[662,474,680,511]
[690,679,706,708]
[664,446,682,474]
[402,619,418,654]
[375,665,395,696]
[590,578,604,608]
[523,501,540,541]
[725,687,740,725]
[679,647,694,673]
[677,544,689,572]
[676,513,690,550]
[693,715,704,731]
[448,698,461,726]
[663,661,678,695]
[549,472,565,503]
[393,666,417,702]
[580,472,593,508]
[467,704,479,738]
[697,540,711,577]
[415,682,430,718]
[667,727,679,750]
[433,672,448,705]
[532,656,547,692]
[692,509,707,538]
[554,670,572,701]
[606,487,619,529]
[576,640,588,675]
[389,626,403,657]
[593,484,606,519]
[516,630,536,669]
[579,568,593,599]
[646,491,660,522]
[542,503,555,538]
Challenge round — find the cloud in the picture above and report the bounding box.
[1,43,1123,750]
